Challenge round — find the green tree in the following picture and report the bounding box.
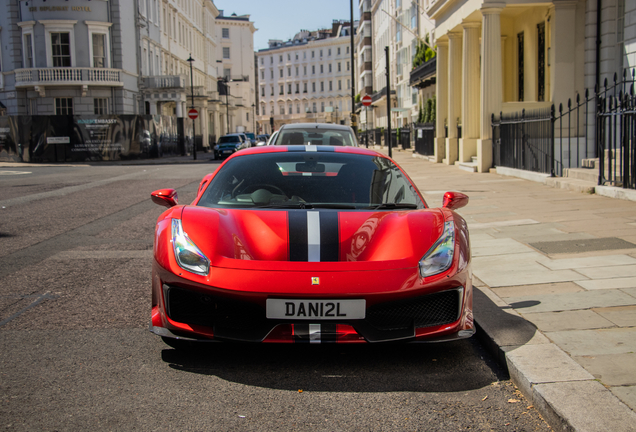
[355,93,361,103]
[412,34,436,69]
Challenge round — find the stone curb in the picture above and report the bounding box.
[495,166,636,202]
[474,286,636,432]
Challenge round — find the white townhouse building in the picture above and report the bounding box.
[255,21,356,133]
[215,11,257,136]
[0,0,138,116]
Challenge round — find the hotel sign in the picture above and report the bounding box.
[28,6,92,12]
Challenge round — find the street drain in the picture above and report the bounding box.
[529,237,636,254]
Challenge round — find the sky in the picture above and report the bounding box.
[212,0,360,51]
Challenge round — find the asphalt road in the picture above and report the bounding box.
[0,162,549,431]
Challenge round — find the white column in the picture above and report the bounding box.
[460,21,481,163]
[176,101,183,118]
[446,32,462,165]
[434,39,449,163]
[477,4,504,173]
[551,1,577,105]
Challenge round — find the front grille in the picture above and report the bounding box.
[365,289,461,331]
[166,286,266,332]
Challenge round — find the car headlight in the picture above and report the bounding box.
[171,219,209,276]
[214,145,219,150]
[419,221,455,278]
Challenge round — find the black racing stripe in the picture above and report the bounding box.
[294,324,310,344]
[319,211,339,262]
[288,211,308,261]
[322,323,337,343]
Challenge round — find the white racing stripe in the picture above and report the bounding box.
[305,145,318,152]
[307,211,321,262]
[309,324,321,344]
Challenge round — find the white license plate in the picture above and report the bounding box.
[266,299,365,320]
[223,150,232,154]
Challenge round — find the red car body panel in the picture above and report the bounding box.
[150,146,473,344]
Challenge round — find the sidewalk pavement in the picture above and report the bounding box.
[386,148,636,431]
[3,149,636,430]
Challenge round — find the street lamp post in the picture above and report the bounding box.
[251,103,256,136]
[186,54,196,160]
[221,77,230,134]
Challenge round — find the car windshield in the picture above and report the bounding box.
[197,152,425,209]
[245,133,256,140]
[218,136,241,144]
[273,128,357,146]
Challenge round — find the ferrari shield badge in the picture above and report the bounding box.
[311,277,320,285]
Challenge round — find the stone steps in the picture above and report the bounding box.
[562,167,599,183]
[456,156,478,173]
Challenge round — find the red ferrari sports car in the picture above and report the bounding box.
[150,145,473,347]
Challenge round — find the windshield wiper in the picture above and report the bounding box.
[254,202,312,209]
[365,203,419,210]
[309,203,357,209]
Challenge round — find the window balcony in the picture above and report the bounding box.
[14,67,123,96]
[143,75,187,89]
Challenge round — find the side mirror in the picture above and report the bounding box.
[151,189,178,208]
[442,191,468,210]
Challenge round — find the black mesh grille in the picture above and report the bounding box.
[365,290,461,331]
[166,286,266,332]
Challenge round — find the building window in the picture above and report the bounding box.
[271,86,274,95]
[346,46,349,54]
[270,56,273,64]
[280,85,284,95]
[312,65,315,74]
[304,66,307,75]
[24,34,34,68]
[271,69,274,79]
[320,81,324,92]
[295,53,299,60]
[94,98,108,114]
[279,55,283,62]
[320,49,323,57]
[296,103,300,114]
[288,84,292,94]
[312,102,317,113]
[537,22,545,102]
[295,66,299,76]
[517,32,524,102]
[338,80,342,90]
[288,67,291,76]
[280,105,285,115]
[312,82,316,92]
[328,48,331,56]
[295,83,299,93]
[287,53,291,61]
[346,61,350,71]
[303,83,307,93]
[338,62,341,72]
[347,79,350,89]
[92,34,106,68]
[222,28,230,38]
[223,47,230,59]
[51,33,72,67]
[288,105,292,114]
[312,51,315,58]
[223,68,231,79]
[337,47,341,55]
[261,70,264,79]
[321,102,325,112]
[280,69,283,78]
[329,81,332,91]
[261,87,265,97]
[320,64,323,74]
[55,98,73,115]
[260,57,264,65]
[328,63,332,73]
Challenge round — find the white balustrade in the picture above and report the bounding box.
[14,67,123,86]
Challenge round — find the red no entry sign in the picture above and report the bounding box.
[188,109,199,120]
[362,95,372,106]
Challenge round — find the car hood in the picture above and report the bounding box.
[180,206,446,271]
[217,142,240,149]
